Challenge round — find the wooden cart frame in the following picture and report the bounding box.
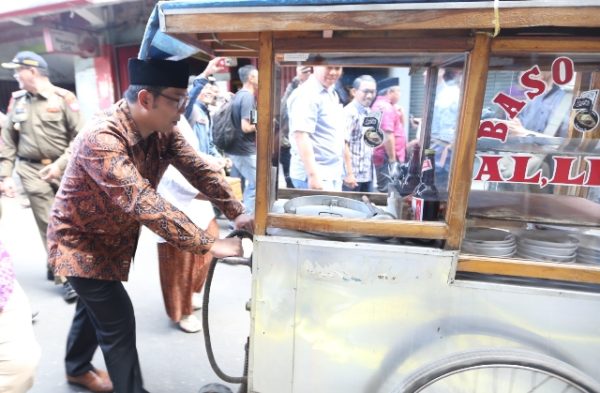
[158,0,600,284]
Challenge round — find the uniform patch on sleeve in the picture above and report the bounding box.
[62,91,80,112]
[68,101,80,112]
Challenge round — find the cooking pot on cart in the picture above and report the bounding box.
[283,195,395,238]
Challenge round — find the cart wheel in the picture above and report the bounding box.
[397,348,600,393]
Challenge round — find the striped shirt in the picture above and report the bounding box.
[344,100,373,182]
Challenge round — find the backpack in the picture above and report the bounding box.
[211,99,236,151]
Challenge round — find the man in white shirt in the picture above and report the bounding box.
[287,65,345,191]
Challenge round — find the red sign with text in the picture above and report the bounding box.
[474,57,599,188]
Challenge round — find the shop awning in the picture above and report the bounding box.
[0,0,134,22]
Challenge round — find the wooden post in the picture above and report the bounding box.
[445,32,491,249]
[255,31,274,235]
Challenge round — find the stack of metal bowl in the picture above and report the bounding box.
[462,227,517,257]
[517,230,578,263]
[575,234,600,265]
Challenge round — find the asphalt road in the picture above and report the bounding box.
[1,196,252,393]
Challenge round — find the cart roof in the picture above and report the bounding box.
[158,0,593,12]
[160,0,473,5]
[141,0,600,60]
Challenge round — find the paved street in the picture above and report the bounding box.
[0,195,252,393]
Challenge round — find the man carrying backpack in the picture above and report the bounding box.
[222,64,258,215]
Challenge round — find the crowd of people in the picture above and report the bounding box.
[285,66,415,194]
[0,46,579,393]
[0,55,448,392]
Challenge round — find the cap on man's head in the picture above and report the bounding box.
[128,58,189,89]
[1,51,48,70]
[377,77,400,93]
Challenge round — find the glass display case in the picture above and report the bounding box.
[263,41,600,286]
[270,52,468,221]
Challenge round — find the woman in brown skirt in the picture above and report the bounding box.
[157,205,219,332]
[155,116,228,332]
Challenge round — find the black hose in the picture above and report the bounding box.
[202,229,253,387]
[237,337,250,393]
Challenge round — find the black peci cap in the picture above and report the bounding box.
[377,77,400,94]
[1,51,48,70]
[128,58,189,89]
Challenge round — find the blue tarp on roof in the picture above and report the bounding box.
[139,5,201,60]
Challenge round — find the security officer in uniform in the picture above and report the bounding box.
[0,51,83,302]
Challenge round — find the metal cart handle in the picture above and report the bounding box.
[219,256,252,268]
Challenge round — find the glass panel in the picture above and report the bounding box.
[271,52,467,230]
[467,52,600,264]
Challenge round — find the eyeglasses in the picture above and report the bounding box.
[156,92,189,110]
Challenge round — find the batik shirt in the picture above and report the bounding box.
[48,99,244,281]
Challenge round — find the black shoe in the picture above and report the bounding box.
[62,282,78,303]
[47,268,54,281]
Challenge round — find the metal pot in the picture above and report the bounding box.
[284,195,392,239]
[283,195,372,219]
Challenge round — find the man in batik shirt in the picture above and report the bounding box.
[47,58,253,393]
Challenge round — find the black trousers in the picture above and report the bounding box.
[279,145,294,188]
[66,277,149,393]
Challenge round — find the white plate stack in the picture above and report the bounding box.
[462,227,517,257]
[517,230,578,263]
[576,234,600,265]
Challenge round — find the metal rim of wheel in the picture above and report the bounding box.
[398,348,600,393]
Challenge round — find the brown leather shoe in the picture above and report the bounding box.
[67,369,114,393]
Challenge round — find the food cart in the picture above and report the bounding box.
[144,1,600,391]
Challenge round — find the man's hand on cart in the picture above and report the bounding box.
[210,238,243,259]
[233,213,255,234]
